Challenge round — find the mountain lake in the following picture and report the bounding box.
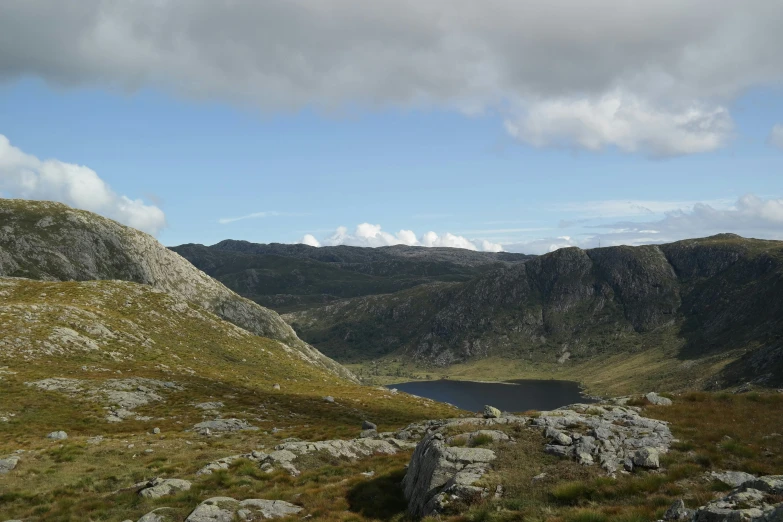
[388,379,595,413]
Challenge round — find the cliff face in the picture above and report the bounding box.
[0,199,357,382]
[285,235,783,387]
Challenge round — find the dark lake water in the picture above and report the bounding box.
[388,379,594,413]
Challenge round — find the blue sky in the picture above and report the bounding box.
[1,2,782,254]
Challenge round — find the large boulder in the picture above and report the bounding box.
[402,433,496,518]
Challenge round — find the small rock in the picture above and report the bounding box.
[323,396,335,403]
[153,427,161,435]
[362,420,377,430]
[633,447,660,469]
[361,470,375,477]
[545,427,573,446]
[710,470,757,488]
[483,405,501,419]
[47,430,68,440]
[532,472,547,482]
[663,499,693,521]
[144,449,154,454]
[87,435,104,444]
[359,429,378,438]
[645,392,673,406]
[272,384,281,390]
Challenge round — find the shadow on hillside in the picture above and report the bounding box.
[346,468,409,521]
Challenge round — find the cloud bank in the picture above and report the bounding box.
[2,1,782,156]
[0,134,165,235]
[299,223,503,252]
[505,194,783,254]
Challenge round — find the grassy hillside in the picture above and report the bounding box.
[0,277,458,520]
[285,235,783,392]
[0,198,355,381]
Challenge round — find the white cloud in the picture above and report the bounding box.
[299,234,321,247]
[553,198,734,218]
[506,92,733,156]
[218,211,281,224]
[506,194,783,254]
[2,1,782,156]
[302,223,504,252]
[0,134,165,235]
[769,124,783,149]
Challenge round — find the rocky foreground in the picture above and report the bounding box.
[7,394,775,521]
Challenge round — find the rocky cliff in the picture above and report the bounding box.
[285,234,783,388]
[0,199,356,382]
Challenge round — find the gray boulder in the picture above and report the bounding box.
[47,430,68,440]
[663,499,694,521]
[186,497,239,522]
[193,419,257,434]
[645,392,673,406]
[185,497,302,521]
[483,405,501,419]
[362,420,377,430]
[710,470,757,488]
[0,456,20,474]
[402,433,496,517]
[545,427,573,446]
[632,447,660,469]
[236,499,303,520]
[138,478,192,499]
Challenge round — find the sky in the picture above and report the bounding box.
[0,1,782,254]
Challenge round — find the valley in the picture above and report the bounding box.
[1,200,781,522]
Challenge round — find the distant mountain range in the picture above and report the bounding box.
[171,240,533,312]
[175,234,783,391]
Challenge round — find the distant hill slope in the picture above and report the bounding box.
[171,240,533,312]
[0,199,355,382]
[284,234,783,390]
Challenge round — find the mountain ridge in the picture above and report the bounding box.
[283,234,783,390]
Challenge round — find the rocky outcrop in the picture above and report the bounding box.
[185,497,302,521]
[193,419,258,435]
[693,475,783,522]
[400,400,675,517]
[402,433,497,518]
[197,436,415,477]
[27,377,182,423]
[0,199,355,382]
[137,478,192,499]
